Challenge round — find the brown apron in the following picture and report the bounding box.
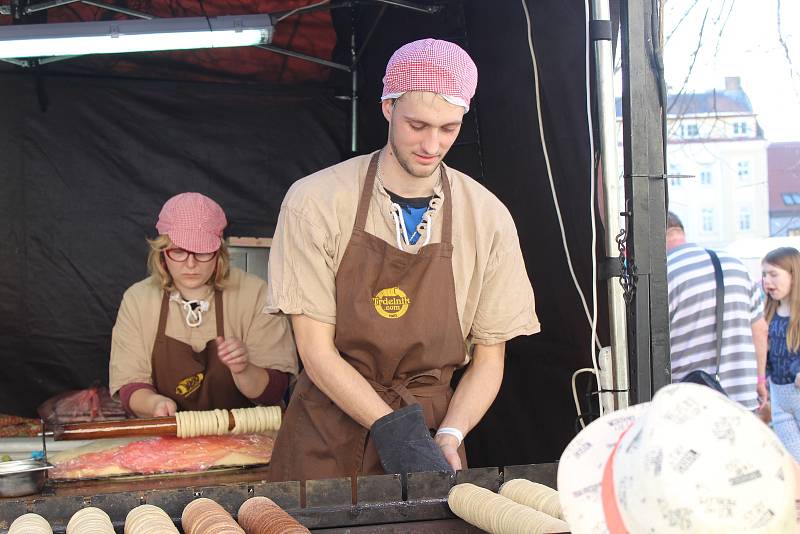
[151,290,253,411]
[268,153,467,482]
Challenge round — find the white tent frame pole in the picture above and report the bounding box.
[592,0,629,411]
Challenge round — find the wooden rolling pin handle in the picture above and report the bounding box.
[53,417,177,440]
[52,410,237,440]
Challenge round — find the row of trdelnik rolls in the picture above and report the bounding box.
[448,478,568,534]
[7,496,309,534]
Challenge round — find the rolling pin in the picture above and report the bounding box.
[47,413,236,441]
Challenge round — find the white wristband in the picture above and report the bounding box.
[435,427,464,447]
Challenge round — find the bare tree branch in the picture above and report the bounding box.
[712,0,730,25]
[712,0,736,59]
[667,3,710,117]
[665,0,702,46]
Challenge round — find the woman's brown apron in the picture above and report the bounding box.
[268,153,467,482]
[151,290,253,411]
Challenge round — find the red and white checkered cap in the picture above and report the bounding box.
[382,38,477,112]
[155,192,226,253]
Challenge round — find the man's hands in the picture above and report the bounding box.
[434,433,462,471]
[217,336,249,374]
[370,404,453,475]
[431,342,505,473]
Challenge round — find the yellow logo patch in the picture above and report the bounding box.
[372,287,411,319]
[175,372,204,397]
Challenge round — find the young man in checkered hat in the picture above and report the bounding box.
[266,39,539,482]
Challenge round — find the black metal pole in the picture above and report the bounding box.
[619,0,670,403]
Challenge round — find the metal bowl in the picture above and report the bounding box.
[0,459,53,497]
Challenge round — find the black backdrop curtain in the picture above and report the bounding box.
[0,0,612,466]
[0,76,349,414]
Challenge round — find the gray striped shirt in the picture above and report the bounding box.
[667,243,763,410]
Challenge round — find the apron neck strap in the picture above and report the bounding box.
[157,291,170,336]
[354,153,380,232]
[439,167,453,244]
[214,290,225,339]
[356,151,454,245]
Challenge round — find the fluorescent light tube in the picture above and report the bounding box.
[0,14,273,59]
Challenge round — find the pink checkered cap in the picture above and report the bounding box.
[155,192,227,254]
[381,38,478,112]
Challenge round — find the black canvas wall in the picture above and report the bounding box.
[463,1,610,465]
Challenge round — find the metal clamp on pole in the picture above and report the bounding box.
[599,257,623,280]
[589,19,613,41]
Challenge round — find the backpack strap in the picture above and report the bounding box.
[706,249,725,380]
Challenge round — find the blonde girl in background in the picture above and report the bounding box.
[762,246,800,461]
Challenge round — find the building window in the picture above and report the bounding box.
[686,124,699,137]
[784,193,800,206]
[733,122,748,135]
[738,207,752,231]
[702,208,714,232]
[699,167,712,185]
[737,161,750,183]
[668,164,681,187]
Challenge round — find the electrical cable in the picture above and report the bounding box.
[583,0,602,416]
[571,368,597,429]
[520,0,603,418]
[519,1,600,352]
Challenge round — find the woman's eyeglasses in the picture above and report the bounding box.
[164,248,217,263]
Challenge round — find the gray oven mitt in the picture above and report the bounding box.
[370,403,454,475]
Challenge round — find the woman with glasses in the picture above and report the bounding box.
[108,192,298,418]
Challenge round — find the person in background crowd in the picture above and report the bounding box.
[763,246,800,461]
[109,192,298,417]
[666,211,768,410]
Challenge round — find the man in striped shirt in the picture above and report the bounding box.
[666,212,768,410]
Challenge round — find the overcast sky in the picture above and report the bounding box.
[662,0,800,142]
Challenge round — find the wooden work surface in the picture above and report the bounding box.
[42,465,272,497]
